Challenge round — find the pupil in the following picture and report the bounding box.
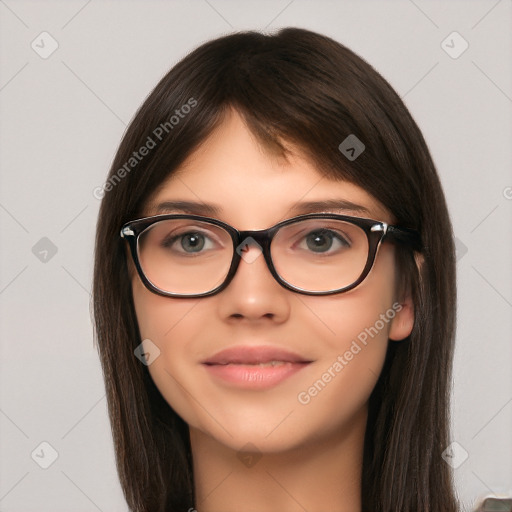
[307,231,332,252]
[182,233,204,252]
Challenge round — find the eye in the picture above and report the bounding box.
[161,230,218,254]
[301,229,351,253]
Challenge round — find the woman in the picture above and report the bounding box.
[92,27,459,512]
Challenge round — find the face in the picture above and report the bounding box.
[129,108,414,454]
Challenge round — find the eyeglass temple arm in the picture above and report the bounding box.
[385,225,423,251]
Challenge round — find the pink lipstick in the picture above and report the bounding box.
[202,345,312,389]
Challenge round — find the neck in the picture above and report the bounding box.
[189,406,367,512]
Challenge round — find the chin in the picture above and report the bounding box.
[214,428,307,455]
[203,409,322,451]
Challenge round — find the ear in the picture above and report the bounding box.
[388,252,424,342]
[388,294,414,341]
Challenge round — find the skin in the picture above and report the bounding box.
[129,108,415,512]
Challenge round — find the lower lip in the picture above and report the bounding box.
[202,362,310,389]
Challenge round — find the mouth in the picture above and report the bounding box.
[202,345,312,365]
[202,345,313,389]
[206,360,299,367]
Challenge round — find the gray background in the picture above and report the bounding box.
[0,1,511,511]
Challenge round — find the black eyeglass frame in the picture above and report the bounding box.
[120,213,422,298]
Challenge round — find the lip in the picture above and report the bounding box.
[202,345,311,365]
[202,345,313,390]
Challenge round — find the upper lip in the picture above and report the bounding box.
[202,345,313,365]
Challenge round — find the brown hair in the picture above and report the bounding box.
[92,27,459,511]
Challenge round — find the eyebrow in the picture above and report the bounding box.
[151,199,371,217]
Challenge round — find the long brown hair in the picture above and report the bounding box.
[92,27,459,512]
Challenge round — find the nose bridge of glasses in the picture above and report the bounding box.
[236,228,275,261]
[236,227,273,250]
[231,228,276,279]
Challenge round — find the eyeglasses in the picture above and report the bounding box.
[120,213,422,298]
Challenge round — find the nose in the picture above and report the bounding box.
[236,236,265,266]
[216,237,290,321]
[231,236,277,290]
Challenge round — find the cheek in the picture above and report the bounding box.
[131,275,176,343]
[131,273,204,340]
[301,244,397,353]
[131,277,211,424]
[292,246,398,420]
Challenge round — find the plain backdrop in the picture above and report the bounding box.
[0,1,511,511]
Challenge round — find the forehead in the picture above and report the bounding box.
[144,110,392,225]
